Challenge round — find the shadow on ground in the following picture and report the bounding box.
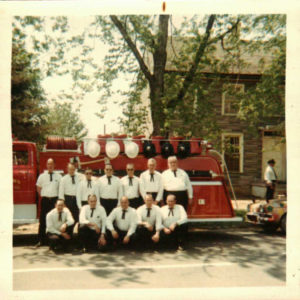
[13,228,286,287]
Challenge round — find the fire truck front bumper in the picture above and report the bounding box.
[187,216,243,227]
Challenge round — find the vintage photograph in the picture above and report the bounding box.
[11,13,287,291]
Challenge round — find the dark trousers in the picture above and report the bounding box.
[101,198,118,216]
[160,223,188,248]
[129,197,143,209]
[47,225,73,250]
[266,181,276,202]
[38,197,57,243]
[163,190,188,211]
[136,225,158,249]
[65,195,79,223]
[78,225,100,250]
[106,228,136,248]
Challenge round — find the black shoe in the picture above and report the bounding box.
[35,241,44,248]
[177,245,186,251]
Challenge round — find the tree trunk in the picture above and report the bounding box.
[149,80,165,136]
[150,15,169,136]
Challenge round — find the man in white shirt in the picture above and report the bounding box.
[264,159,278,203]
[76,168,100,209]
[98,164,123,215]
[59,163,80,225]
[162,156,193,211]
[46,199,74,252]
[136,194,162,249]
[78,194,107,252]
[36,158,62,246]
[121,163,142,209]
[139,158,164,206]
[160,194,188,250]
[106,196,138,248]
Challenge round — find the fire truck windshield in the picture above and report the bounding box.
[13,150,29,166]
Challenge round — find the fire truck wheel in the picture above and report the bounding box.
[280,214,286,234]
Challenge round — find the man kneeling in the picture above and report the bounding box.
[136,194,162,250]
[46,199,74,252]
[106,196,137,249]
[160,194,188,251]
[78,194,107,252]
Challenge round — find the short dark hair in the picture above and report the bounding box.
[268,159,275,164]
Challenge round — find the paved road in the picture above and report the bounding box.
[13,228,286,290]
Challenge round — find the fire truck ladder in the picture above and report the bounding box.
[209,149,239,210]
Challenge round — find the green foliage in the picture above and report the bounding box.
[12,14,286,140]
[12,17,88,146]
[11,39,49,146]
[45,102,88,140]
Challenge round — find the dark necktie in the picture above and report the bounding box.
[58,212,62,221]
[168,208,174,216]
[107,176,111,185]
[147,208,151,217]
[150,173,154,182]
[49,172,53,182]
[71,175,75,184]
[87,180,92,188]
[129,177,133,186]
[90,208,95,218]
[272,167,278,180]
[122,209,127,219]
[173,170,177,177]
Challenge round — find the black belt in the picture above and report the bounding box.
[101,198,118,201]
[65,195,76,198]
[128,197,140,200]
[42,196,58,200]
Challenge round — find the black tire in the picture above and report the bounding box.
[280,214,286,234]
[262,223,279,233]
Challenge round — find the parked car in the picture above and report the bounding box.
[246,196,287,234]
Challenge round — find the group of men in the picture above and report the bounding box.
[36,156,193,252]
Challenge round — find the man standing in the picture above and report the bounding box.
[136,194,162,249]
[139,158,164,206]
[160,194,188,250]
[78,194,107,252]
[76,168,100,209]
[46,199,74,252]
[98,164,122,215]
[264,159,278,203]
[36,158,62,246]
[106,196,137,248]
[162,156,193,211]
[121,163,142,209]
[59,163,80,225]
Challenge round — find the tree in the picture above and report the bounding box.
[13,15,286,138]
[91,14,285,137]
[11,38,49,145]
[46,102,88,140]
[11,16,88,147]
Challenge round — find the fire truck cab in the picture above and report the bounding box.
[13,135,242,225]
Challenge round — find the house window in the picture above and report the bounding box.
[222,133,244,173]
[222,83,244,115]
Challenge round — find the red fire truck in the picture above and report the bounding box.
[13,135,242,225]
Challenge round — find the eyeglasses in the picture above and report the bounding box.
[85,172,92,175]
[127,169,134,171]
[105,169,113,171]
